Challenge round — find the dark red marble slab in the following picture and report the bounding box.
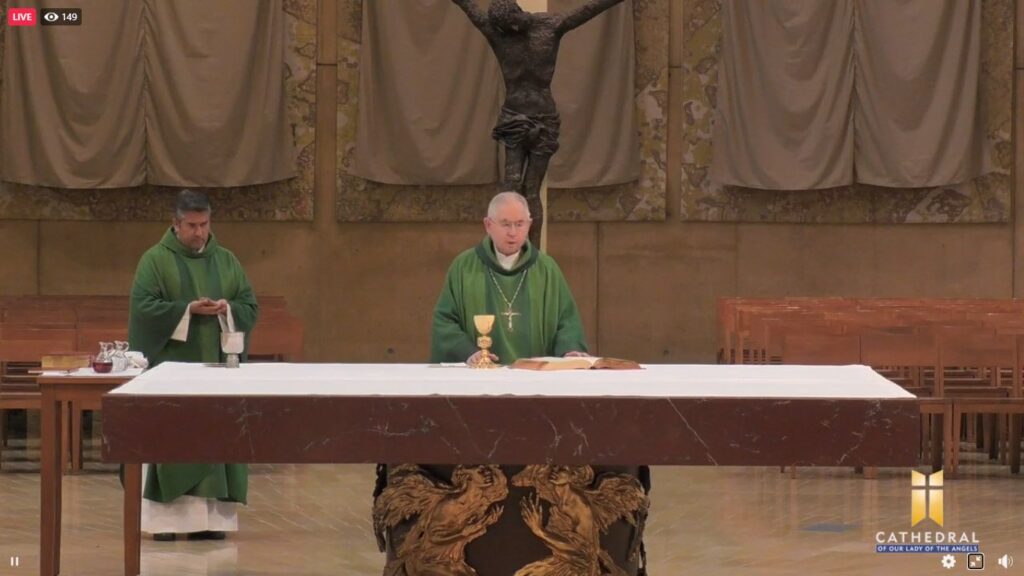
[102,394,919,466]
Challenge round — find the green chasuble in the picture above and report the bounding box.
[430,237,587,363]
[128,228,258,504]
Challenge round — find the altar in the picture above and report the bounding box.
[100,362,919,575]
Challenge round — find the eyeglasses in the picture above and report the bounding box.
[494,219,531,231]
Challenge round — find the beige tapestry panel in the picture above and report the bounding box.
[337,0,668,222]
[681,0,1012,223]
[0,1,316,222]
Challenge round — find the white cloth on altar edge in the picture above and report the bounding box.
[112,362,916,400]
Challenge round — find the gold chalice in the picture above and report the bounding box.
[471,314,499,369]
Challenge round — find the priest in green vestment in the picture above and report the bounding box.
[430,191,588,364]
[128,189,258,542]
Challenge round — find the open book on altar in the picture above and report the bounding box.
[509,356,642,371]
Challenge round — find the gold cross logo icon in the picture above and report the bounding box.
[911,470,943,526]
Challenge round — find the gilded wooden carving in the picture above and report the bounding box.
[511,465,649,576]
[373,464,509,576]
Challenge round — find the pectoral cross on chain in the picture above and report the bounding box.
[489,268,528,333]
[501,307,520,331]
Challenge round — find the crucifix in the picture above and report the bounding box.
[451,0,626,250]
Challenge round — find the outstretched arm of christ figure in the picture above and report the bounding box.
[556,0,626,34]
[451,0,491,32]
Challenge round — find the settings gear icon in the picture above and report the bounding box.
[941,554,957,569]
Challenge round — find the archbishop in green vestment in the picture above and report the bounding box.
[375,193,649,576]
[128,190,258,539]
[430,194,587,364]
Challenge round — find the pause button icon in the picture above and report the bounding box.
[9,556,19,567]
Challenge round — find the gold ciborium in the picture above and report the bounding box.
[471,314,499,369]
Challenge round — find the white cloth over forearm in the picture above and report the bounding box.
[170,303,235,343]
[170,309,191,342]
[217,304,236,333]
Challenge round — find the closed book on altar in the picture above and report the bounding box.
[509,356,642,371]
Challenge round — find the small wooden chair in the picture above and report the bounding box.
[249,318,305,361]
[779,333,861,366]
[937,334,1020,477]
[0,340,78,473]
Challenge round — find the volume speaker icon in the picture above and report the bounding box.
[998,554,1014,568]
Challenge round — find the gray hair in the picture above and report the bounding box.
[175,189,211,219]
[487,191,530,219]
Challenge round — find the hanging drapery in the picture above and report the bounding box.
[352,0,502,185]
[853,0,989,187]
[547,0,639,187]
[712,0,989,190]
[0,0,295,189]
[1,0,147,187]
[144,1,295,186]
[712,0,854,190]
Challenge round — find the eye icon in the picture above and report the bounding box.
[43,11,59,22]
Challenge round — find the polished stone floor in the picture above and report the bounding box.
[1,438,1022,575]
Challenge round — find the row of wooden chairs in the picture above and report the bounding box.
[717,298,1024,477]
[718,297,1024,364]
[778,331,1024,476]
[0,294,290,322]
[0,295,303,359]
